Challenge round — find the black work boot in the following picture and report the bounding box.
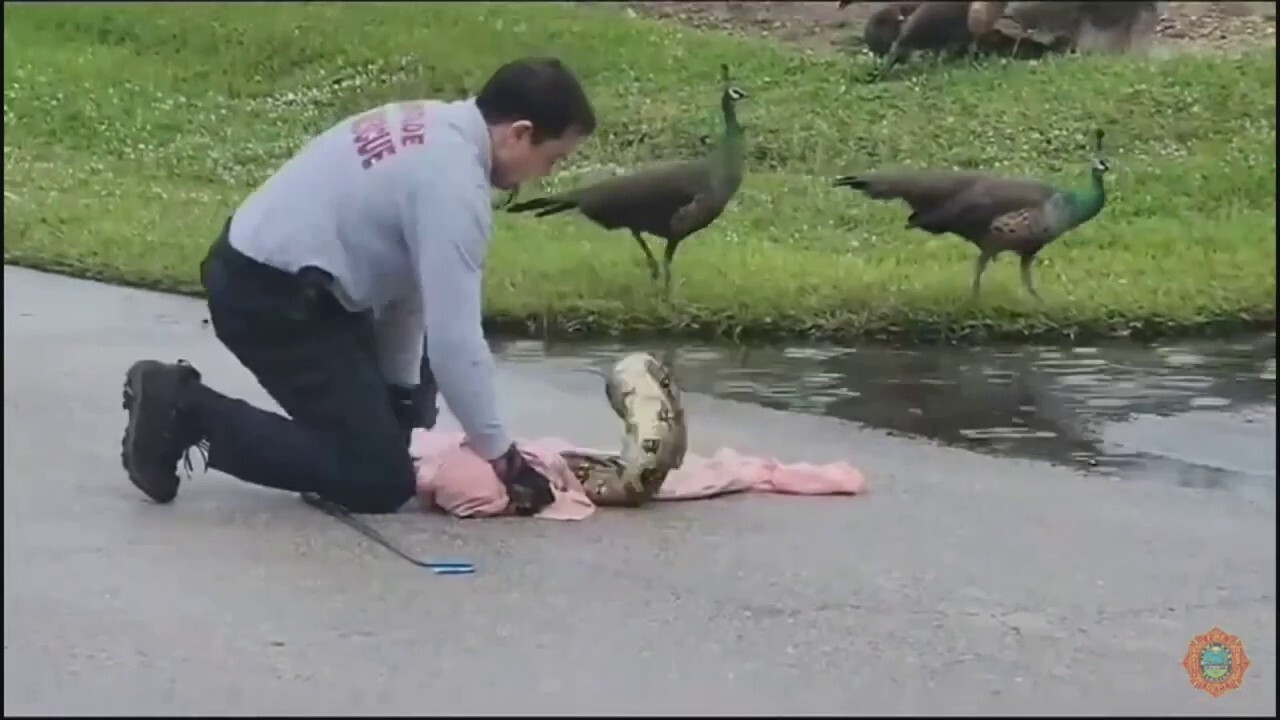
[120,359,207,504]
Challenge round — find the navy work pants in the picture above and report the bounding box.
[192,220,435,514]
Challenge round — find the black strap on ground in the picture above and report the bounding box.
[299,492,475,574]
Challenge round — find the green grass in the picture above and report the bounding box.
[3,2,1276,343]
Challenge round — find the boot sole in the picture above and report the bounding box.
[120,361,180,504]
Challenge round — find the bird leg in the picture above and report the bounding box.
[661,238,681,298]
[1019,254,1044,302]
[971,249,996,300]
[631,230,662,283]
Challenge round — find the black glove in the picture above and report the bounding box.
[491,444,555,516]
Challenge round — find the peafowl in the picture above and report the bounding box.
[1006,1,1165,55]
[504,64,749,295]
[863,3,919,58]
[966,2,1075,60]
[870,1,977,80]
[832,129,1111,302]
[968,1,1008,37]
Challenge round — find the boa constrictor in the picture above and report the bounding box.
[561,352,689,507]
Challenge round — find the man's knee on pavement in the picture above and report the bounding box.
[325,442,418,514]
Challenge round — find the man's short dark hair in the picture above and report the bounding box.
[475,57,597,144]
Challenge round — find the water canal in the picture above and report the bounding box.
[494,332,1277,493]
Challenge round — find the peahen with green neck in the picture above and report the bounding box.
[504,64,748,295]
[832,129,1111,301]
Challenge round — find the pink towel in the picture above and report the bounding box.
[410,430,867,520]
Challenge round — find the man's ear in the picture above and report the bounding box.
[509,119,535,143]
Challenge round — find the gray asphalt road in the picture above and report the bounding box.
[4,266,1275,716]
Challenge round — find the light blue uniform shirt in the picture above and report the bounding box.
[228,97,512,459]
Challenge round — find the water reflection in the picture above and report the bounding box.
[494,333,1276,487]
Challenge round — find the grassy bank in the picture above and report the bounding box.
[3,2,1275,343]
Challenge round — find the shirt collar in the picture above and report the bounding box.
[454,97,492,182]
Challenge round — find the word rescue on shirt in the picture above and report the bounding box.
[351,101,431,170]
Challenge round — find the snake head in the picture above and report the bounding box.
[604,352,691,505]
[657,347,682,389]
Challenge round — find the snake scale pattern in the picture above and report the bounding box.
[561,352,689,507]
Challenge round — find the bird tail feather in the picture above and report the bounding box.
[504,196,580,217]
[833,171,981,209]
[832,175,871,191]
